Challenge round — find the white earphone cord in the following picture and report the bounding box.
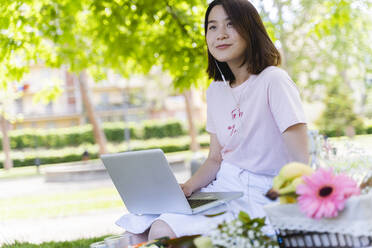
[214,60,228,86]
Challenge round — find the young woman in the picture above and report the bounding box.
[117,0,309,243]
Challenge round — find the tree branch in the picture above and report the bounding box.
[164,0,204,57]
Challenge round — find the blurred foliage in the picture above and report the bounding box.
[316,82,365,137]
[0,0,371,126]
[0,0,210,93]
[257,0,371,93]
[32,83,63,104]
[256,0,372,125]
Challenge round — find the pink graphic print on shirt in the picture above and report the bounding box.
[227,107,243,136]
[227,124,236,136]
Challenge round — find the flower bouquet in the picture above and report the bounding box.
[264,162,372,248]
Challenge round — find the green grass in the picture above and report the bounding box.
[0,187,125,220]
[321,135,372,179]
[0,163,56,180]
[330,134,372,151]
[1,236,107,248]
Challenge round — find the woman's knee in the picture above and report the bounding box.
[123,230,149,244]
[148,220,176,241]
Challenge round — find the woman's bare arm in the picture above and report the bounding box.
[282,123,309,164]
[181,133,222,196]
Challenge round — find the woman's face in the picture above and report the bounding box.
[206,5,247,64]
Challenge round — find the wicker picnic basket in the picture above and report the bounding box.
[264,194,372,248]
[275,229,372,248]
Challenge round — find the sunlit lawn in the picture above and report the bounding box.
[331,134,372,151]
[1,236,107,248]
[0,164,55,180]
[0,187,125,220]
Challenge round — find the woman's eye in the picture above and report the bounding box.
[208,25,216,30]
[227,22,233,27]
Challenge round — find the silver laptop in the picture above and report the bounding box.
[101,149,243,215]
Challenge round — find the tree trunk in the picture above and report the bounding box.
[183,90,200,152]
[78,70,108,154]
[1,115,13,170]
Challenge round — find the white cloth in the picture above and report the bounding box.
[264,193,372,237]
[206,66,307,176]
[116,161,275,237]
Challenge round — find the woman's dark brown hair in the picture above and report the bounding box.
[205,0,281,83]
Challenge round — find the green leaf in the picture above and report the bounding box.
[238,211,251,223]
[204,211,227,218]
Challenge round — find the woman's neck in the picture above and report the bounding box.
[227,60,250,88]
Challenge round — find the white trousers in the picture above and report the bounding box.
[115,161,275,237]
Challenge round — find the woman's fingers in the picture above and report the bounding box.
[180,183,192,196]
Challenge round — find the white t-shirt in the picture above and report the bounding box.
[206,66,307,176]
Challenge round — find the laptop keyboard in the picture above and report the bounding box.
[187,199,218,209]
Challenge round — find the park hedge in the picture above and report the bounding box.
[2,119,371,150]
[0,135,210,168]
[0,120,195,150]
[319,124,372,137]
[143,121,186,139]
[366,125,372,135]
[1,119,371,150]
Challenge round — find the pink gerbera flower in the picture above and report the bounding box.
[296,168,360,219]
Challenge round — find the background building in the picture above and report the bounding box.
[9,65,206,130]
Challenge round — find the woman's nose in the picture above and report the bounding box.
[217,28,228,40]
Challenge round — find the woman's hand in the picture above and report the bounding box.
[180,183,193,197]
[178,134,222,198]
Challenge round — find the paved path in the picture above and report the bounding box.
[0,162,191,245]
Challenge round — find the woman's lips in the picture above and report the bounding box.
[216,44,232,49]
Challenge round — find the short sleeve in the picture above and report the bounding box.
[268,69,307,133]
[206,85,216,134]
